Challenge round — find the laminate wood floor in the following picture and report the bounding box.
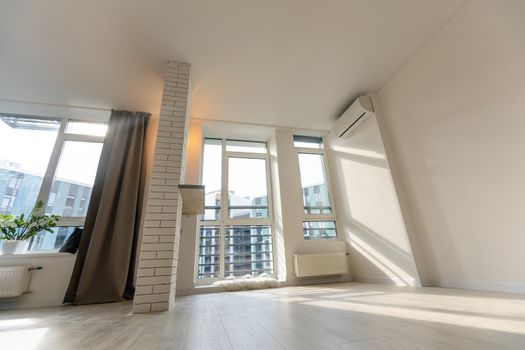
[1,282,525,350]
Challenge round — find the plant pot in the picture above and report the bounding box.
[1,240,29,255]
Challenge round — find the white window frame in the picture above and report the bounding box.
[195,138,275,285]
[294,136,339,239]
[0,114,107,251]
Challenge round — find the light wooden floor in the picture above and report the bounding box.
[1,282,525,350]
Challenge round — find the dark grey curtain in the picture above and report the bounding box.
[64,110,150,305]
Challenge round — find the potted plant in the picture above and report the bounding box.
[0,201,60,254]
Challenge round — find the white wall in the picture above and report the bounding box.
[327,115,419,286]
[0,253,76,310]
[377,0,525,293]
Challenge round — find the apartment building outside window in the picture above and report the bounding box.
[294,135,338,240]
[0,113,107,251]
[197,138,274,282]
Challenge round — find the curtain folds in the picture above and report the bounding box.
[64,110,150,305]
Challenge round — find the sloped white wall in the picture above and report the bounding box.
[377,0,525,293]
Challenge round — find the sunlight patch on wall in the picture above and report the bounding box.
[350,234,415,286]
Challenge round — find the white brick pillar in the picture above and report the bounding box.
[132,61,191,313]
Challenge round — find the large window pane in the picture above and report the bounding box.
[228,157,268,219]
[303,221,337,240]
[202,139,222,221]
[197,226,221,279]
[298,153,332,214]
[224,225,273,276]
[0,114,60,216]
[46,141,102,217]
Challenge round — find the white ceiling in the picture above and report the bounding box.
[0,0,466,130]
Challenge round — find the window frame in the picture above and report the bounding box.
[0,114,107,252]
[195,138,275,285]
[294,135,339,240]
[35,118,105,229]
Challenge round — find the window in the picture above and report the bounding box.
[46,141,103,217]
[0,113,107,251]
[0,115,60,216]
[303,221,337,240]
[197,226,221,279]
[293,135,324,149]
[202,139,222,221]
[65,121,108,136]
[224,225,273,277]
[294,135,338,240]
[226,140,267,153]
[298,153,332,214]
[197,138,273,282]
[228,157,268,219]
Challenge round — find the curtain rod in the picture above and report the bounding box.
[0,98,112,112]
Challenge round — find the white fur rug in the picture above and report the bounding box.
[212,273,280,291]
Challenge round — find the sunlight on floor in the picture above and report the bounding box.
[0,318,35,329]
[0,327,48,350]
[241,284,525,336]
[304,299,525,335]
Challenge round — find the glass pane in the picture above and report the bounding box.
[303,221,337,240]
[66,121,107,137]
[224,225,273,276]
[47,141,103,217]
[203,207,220,221]
[28,226,78,251]
[293,135,323,149]
[202,139,222,221]
[226,140,266,153]
[0,114,60,216]
[298,153,332,214]
[197,226,221,279]
[229,206,268,219]
[228,157,268,219]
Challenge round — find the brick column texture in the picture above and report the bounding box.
[132,61,191,313]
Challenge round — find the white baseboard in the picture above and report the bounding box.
[281,274,352,288]
[437,280,525,295]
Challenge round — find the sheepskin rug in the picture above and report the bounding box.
[212,273,280,291]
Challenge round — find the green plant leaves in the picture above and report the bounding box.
[0,200,61,241]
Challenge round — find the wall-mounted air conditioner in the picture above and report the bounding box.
[332,95,375,138]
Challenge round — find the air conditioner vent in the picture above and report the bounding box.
[332,95,374,138]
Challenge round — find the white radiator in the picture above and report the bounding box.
[294,253,348,277]
[0,266,31,297]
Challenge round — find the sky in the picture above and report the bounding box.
[0,120,57,175]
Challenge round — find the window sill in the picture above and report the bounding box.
[0,251,74,259]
